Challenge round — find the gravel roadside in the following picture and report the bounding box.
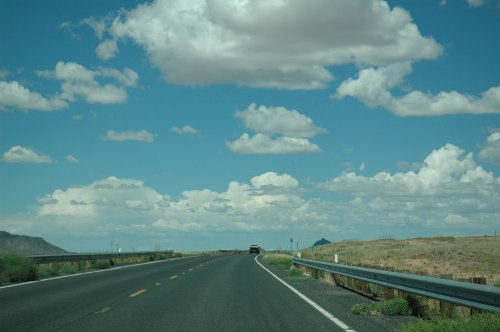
[257,254,417,332]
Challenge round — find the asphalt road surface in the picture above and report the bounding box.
[0,254,410,331]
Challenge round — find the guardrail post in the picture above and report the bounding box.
[439,274,455,317]
[470,277,487,315]
[384,286,395,300]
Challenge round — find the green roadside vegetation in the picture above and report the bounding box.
[396,313,500,332]
[262,253,312,280]
[0,251,174,285]
[262,253,292,268]
[352,297,412,316]
[0,252,38,283]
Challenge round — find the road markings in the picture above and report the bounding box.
[255,255,356,332]
[188,268,194,272]
[129,289,147,298]
[95,306,112,314]
[156,282,161,286]
[169,275,178,280]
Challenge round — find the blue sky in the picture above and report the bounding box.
[1,0,499,252]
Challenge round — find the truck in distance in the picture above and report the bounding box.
[249,245,260,254]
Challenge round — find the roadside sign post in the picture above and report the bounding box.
[290,238,293,252]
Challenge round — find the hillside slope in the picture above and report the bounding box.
[0,231,68,255]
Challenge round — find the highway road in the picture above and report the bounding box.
[0,254,409,331]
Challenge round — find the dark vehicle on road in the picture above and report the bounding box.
[249,245,260,254]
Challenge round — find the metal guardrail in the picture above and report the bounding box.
[27,250,174,264]
[293,257,500,312]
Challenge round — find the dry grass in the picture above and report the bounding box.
[262,253,293,267]
[302,236,500,286]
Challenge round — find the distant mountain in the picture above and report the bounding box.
[313,238,331,247]
[0,231,68,255]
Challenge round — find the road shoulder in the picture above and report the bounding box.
[256,254,416,332]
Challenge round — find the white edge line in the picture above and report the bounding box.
[255,254,356,332]
[0,255,199,290]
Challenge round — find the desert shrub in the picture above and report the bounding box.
[405,294,441,318]
[38,263,76,278]
[289,268,304,278]
[380,297,412,315]
[38,264,61,278]
[0,252,38,282]
[369,283,386,297]
[93,259,110,269]
[288,266,312,280]
[352,303,369,315]
[173,252,183,258]
[154,253,166,260]
[352,297,411,316]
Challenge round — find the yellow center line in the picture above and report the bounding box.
[129,289,147,298]
[169,275,178,280]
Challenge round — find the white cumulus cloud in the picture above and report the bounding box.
[66,154,80,164]
[334,62,500,116]
[171,125,198,135]
[94,0,441,89]
[38,176,164,218]
[104,130,154,143]
[5,149,500,249]
[227,133,321,154]
[81,16,108,40]
[2,62,139,112]
[320,144,495,196]
[315,143,500,237]
[236,103,324,138]
[467,0,485,7]
[227,104,323,154]
[2,146,55,164]
[479,132,500,165]
[251,172,299,189]
[35,172,318,234]
[0,81,68,111]
[0,69,9,79]
[43,61,136,104]
[98,67,138,87]
[96,39,119,60]
[441,0,489,6]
